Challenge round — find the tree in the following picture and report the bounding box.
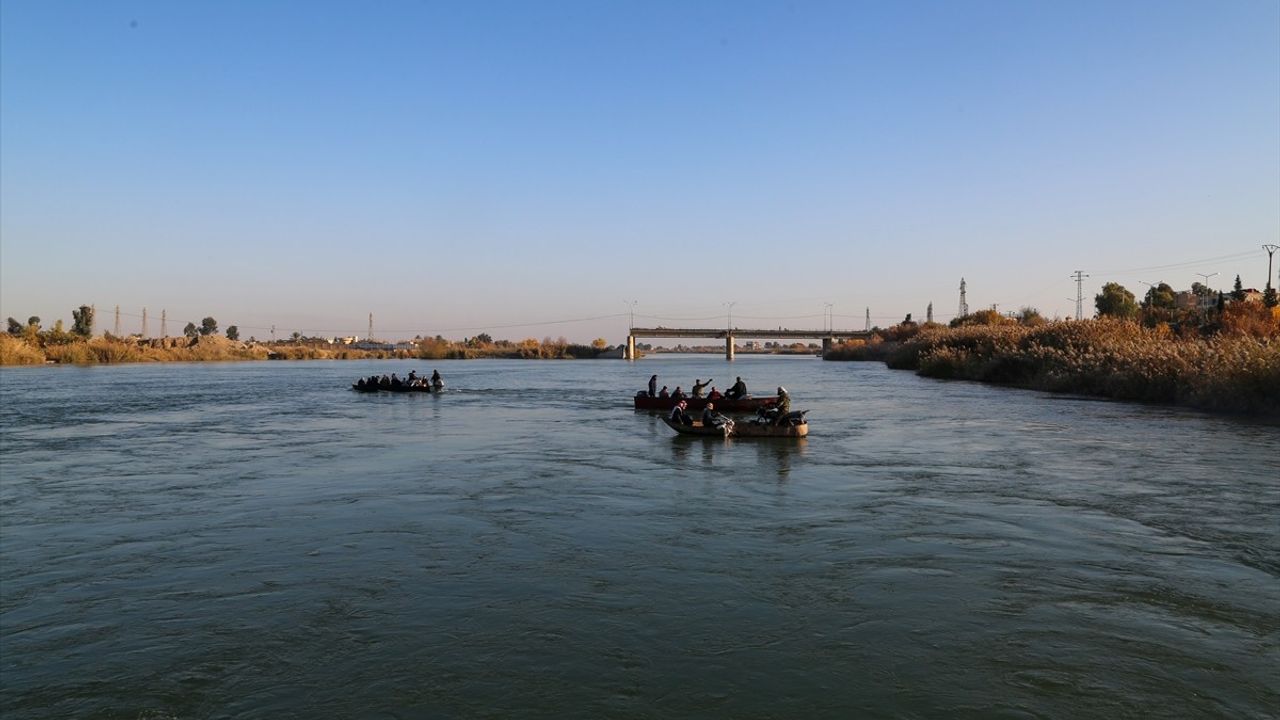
[27,316,40,329]
[200,317,218,336]
[474,332,492,345]
[291,331,302,342]
[226,325,240,341]
[1265,287,1279,308]
[1095,282,1138,319]
[71,305,94,337]
[591,337,608,350]
[1142,282,1176,310]
[1017,306,1046,326]
[184,322,198,338]
[1232,275,1245,302]
[6,317,22,334]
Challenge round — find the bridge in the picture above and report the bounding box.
[624,327,875,360]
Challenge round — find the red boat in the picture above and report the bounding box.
[633,393,777,413]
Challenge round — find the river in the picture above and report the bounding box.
[1,356,1277,719]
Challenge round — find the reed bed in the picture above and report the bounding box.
[884,319,1279,415]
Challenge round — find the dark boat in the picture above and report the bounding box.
[352,382,440,393]
[662,411,808,438]
[634,394,776,412]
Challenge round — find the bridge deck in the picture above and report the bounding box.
[629,327,873,340]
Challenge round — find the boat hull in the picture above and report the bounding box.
[635,395,776,412]
[662,417,808,438]
[352,383,439,393]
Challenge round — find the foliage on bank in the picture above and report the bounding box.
[0,332,619,366]
[878,315,1279,415]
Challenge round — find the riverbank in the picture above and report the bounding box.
[826,318,1280,415]
[0,334,620,365]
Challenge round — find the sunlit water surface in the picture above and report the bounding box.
[2,357,1277,719]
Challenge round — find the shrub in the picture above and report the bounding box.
[0,335,45,365]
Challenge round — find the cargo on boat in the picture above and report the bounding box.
[634,394,775,412]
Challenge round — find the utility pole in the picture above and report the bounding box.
[160,309,166,338]
[624,300,637,330]
[958,278,969,318]
[723,301,736,330]
[1265,244,1279,291]
[368,313,373,343]
[1071,270,1089,321]
[864,307,870,331]
[142,308,148,338]
[823,303,833,332]
[926,302,933,324]
[271,324,276,342]
[114,305,120,336]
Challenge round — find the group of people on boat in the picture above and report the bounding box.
[647,375,750,400]
[668,400,732,429]
[354,369,444,391]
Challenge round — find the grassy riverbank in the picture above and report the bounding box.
[0,334,619,366]
[827,314,1280,415]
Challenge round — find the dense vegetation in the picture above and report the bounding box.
[826,299,1280,415]
[0,313,620,366]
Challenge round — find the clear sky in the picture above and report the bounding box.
[2,0,1277,342]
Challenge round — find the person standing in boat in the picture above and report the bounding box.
[648,375,658,398]
[725,376,747,400]
[431,370,444,390]
[691,378,713,398]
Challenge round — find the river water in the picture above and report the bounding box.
[1,356,1277,719]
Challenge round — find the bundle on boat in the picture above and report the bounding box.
[663,410,809,438]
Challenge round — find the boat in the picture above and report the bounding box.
[662,412,808,438]
[634,394,777,412]
[351,382,440,393]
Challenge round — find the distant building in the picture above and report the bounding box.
[1242,289,1264,303]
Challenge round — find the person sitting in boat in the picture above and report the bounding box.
[691,378,713,398]
[431,370,444,390]
[725,376,747,400]
[669,400,692,426]
[773,386,791,424]
[707,387,723,401]
[648,374,658,398]
[671,386,687,399]
[408,370,418,383]
[658,386,670,398]
[379,374,392,388]
[701,402,728,429]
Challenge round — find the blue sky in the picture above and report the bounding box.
[2,0,1277,341]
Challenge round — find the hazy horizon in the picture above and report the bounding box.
[3,1,1278,343]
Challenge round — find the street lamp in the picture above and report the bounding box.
[623,300,637,330]
[823,303,834,332]
[723,301,737,331]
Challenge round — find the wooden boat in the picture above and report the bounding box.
[662,413,808,438]
[634,394,776,412]
[351,382,439,393]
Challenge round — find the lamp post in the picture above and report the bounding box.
[823,303,834,332]
[623,300,637,330]
[1195,272,1218,316]
[1265,245,1279,291]
[723,301,737,331]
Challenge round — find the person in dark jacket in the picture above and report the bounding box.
[648,375,658,398]
[726,376,747,400]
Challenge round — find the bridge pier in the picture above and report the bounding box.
[726,335,735,361]
[626,334,635,360]
[822,337,832,354]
